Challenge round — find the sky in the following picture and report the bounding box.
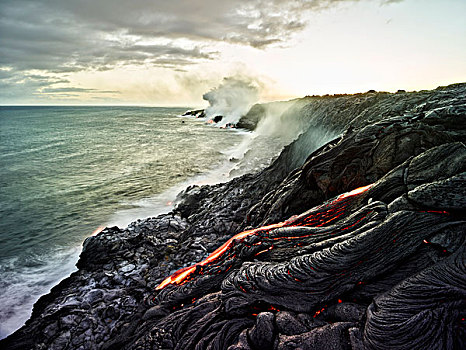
[0,0,465,106]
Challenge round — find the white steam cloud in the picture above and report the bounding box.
[203,77,259,126]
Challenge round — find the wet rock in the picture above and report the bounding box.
[120,263,136,273]
[213,115,223,123]
[85,289,103,304]
[182,109,205,118]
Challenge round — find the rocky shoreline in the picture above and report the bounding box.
[1,83,465,350]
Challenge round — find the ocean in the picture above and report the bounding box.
[0,106,248,338]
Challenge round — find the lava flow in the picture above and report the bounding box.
[91,226,105,236]
[156,184,373,290]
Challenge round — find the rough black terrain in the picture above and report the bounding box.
[2,83,465,350]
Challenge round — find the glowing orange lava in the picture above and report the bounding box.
[156,183,373,290]
[157,266,197,290]
[337,184,373,199]
[156,222,288,290]
[91,226,105,236]
[201,222,287,266]
[313,306,326,318]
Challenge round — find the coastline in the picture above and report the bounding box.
[2,83,465,349]
[0,108,248,340]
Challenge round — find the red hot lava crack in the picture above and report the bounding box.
[156,184,373,290]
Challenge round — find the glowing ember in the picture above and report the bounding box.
[419,210,449,215]
[201,222,285,265]
[313,307,326,318]
[156,183,373,290]
[337,184,373,199]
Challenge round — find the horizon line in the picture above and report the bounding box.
[1,82,464,108]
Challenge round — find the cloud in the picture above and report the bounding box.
[40,87,119,94]
[0,0,405,71]
[0,70,118,103]
[0,0,404,103]
[0,71,63,101]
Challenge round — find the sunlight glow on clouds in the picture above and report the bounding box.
[0,0,465,105]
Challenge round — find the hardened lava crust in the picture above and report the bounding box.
[2,83,465,350]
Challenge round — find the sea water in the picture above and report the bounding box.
[0,106,246,338]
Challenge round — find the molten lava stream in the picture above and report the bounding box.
[156,184,373,290]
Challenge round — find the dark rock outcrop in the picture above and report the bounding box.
[2,83,465,350]
[213,115,223,123]
[182,109,206,118]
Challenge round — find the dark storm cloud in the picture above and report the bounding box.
[0,0,406,71]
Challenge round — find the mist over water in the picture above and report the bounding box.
[228,100,336,176]
[203,77,259,126]
[199,76,337,177]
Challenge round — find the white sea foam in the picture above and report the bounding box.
[0,246,80,339]
[107,142,244,228]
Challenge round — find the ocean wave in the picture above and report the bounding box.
[0,246,81,339]
[0,140,66,160]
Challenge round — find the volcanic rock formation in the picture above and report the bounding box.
[1,83,465,350]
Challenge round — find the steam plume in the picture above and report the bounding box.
[203,77,259,126]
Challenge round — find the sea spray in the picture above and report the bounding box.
[0,246,81,338]
[228,99,336,176]
[107,146,248,228]
[203,77,259,126]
